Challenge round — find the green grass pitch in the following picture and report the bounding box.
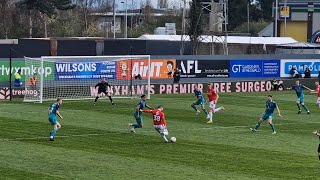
[0,91,319,179]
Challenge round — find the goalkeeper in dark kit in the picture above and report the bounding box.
[94,78,114,105]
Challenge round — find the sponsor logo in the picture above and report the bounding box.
[0,88,10,99]
[0,88,39,99]
[117,59,176,79]
[55,61,116,80]
[231,64,261,73]
[55,63,97,72]
[281,59,320,77]
[177,60,229,78]
[230,60,280,78]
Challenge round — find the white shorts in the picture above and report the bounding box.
[154,125,168,135]
[317,97,320,104]
[209,101,216,109]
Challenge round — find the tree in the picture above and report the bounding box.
[233,20,269,36]
[258,0,273,21]
[16,0,75,37]
[188,0,203,55]
[0,0,9,38]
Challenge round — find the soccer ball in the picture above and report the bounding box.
[170,137,176,143]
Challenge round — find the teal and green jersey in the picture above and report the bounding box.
[265,101,277,115]
[49,102,60,116]
[134,100,147,116]
[194,89,203,99]
[292,85,305,97]
[137,100,146,110]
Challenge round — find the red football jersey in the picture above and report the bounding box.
[317,85,320,97]
[206,88,218,101]
[143,109,166,126]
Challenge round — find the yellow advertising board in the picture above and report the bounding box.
[280,6,290,18]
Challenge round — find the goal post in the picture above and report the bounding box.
[24,55,151,103]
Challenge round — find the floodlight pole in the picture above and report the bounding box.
[113,0,116,38]
[275,0,278,37]
[125,0,128,38]
[9,48,12,101]
[180,0,186,55]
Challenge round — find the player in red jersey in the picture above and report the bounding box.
[142,105,171,142]
[311,81,320,108]
[206,83,225,124]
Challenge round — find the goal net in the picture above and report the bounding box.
[24,55,151,103]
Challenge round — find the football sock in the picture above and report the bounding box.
[214,107,222,113]
[191,104,198,111]
[108,96,113,103]
[161,134,168,142]
[255,122,261,129]
[132,124,142,128]
[269,123,276,132]
[296,104,301,110]
[302,105,309,112]
[209,111,213,121]
[202,109,208,115]
[94,97,99,102]
[50,129,57,137]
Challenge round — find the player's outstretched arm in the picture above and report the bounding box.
[146,104,154,109]
[56,110,63,119]
[48,107,51,115]
[310,89,316,93]
[276,105,282,117]
[303,85,313,91]
[141,110,152,113]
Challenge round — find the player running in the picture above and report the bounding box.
[94,78,114,105]
[311,81,320,108]
[191,85,209,118]
[287,80,312,114]
[250,95,281,134]
[48,98,63,141]
[142,105,171,143]
[128,95,153,133]
[312,130,320,160]
[206,83,225,124]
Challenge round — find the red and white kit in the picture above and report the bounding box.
[316,85,320,104]
[143,109,168,135]
[207,88,218,109]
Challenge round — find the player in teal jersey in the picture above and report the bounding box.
[128,95,153,133]
[312,130,320,160]
[48,98,63,141]
[287,80,312,114]
[250,95,281,134]
[191,85,209,119]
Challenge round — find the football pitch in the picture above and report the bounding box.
[0,91,319,179]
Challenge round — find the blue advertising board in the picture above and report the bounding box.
[230,60,280,78]
[280,59,320,77]
[54,61,116,80]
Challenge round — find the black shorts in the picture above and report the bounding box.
[318,144,320,153]
[98,90,108,95]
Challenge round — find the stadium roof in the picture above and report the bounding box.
[138,35,298,45]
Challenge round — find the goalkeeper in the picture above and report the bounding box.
[94,78,114,105]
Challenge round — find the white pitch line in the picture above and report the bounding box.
[1,121,319,141]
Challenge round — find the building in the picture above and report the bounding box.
[90,8,177,36]
[276,0,320,42]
